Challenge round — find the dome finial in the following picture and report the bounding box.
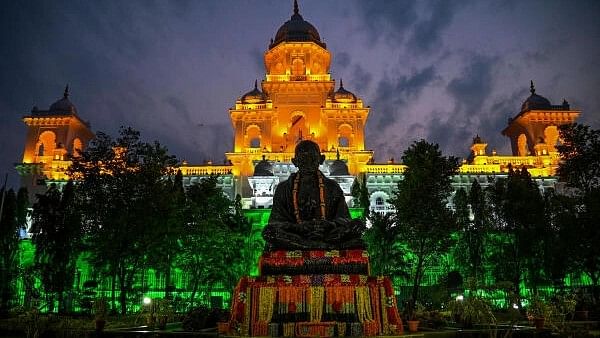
[339,78,344,89]
[293,0,299,15]
[254,79,258,89]
[530,80,535,95]
[64,84,70,98]
[336,148,340,160]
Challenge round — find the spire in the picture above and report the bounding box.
[336,148,340,160]
[64,84,70,98]
[293,0,299,15]
[530,80,535,95]
[254,79,258,89]
[339,78,344,89]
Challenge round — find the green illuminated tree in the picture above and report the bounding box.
[390,139,459,313]
[363,211,409,279]
[0,187,28,316]
[453,181,489,284]
[351,174,370,211]
[31,181,82,313]
[179,176,242,306]
[69,127,177,314]
[556,123,600,303]
[487,166,546,301]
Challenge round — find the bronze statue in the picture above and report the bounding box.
[262,140,365,250]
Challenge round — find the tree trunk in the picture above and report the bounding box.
[111,273,116,312]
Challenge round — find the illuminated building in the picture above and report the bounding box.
[17,2,581,214]
[15,85,94,198]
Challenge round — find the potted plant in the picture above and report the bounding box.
[93,297,108,332]
[447,294,496,329]
[154,298,174,330]
[526,296,551,330]
[406,302,424,332]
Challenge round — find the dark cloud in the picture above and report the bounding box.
[446,55,497,119]
[408,0,464,52]
[355,1,418,44]
[349,64,372,94]
[334,51,351,71]
[369,66,438,131]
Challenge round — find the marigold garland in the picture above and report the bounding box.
[293,172,326,223]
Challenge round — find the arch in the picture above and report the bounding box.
[37,131,56,157]
[289,111,308,143]
[72,138,83,155]
[517,134,528,156]
[544,126,559,152]
[246,125,262,148]
[369,191,390,212]
[338,123,353,147]
[291,58,305,75]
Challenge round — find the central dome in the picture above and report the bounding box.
[270,0,325,49]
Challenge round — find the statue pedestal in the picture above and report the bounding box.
[226,250,404,336]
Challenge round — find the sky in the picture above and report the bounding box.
[1,0,599,189]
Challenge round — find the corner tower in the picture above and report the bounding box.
[226,1,372,179]
[15,86,94,195]
[502,81,580,156]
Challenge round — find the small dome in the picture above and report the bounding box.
[241,80,267,104]
[253,156,274,176]
[49,85,77,115]
[270,0,324,49]
[521,81,551,112]
[329,151,349,176]
[332,79,357,103]
[472,134,485,144]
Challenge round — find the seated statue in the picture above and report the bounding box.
[262,140,366,251]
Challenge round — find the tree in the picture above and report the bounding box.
[31,182,82,313]
[178,176,241,306]
[453,181,489,284]
[0,187,28,316]
[390,139,459,313]
[487,166,546,302]
[556,123,600,303]
[363,211,409,279]
[351,174,370,211]
[69,127,177,314]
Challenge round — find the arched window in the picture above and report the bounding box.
[250,137,261,148]
[72,138,83,155]
[518,134,528,156]
[37,131,56,157]
[338,123,353,147]
[246,125,261,148]
[291,58,305,76]
[375,197,384,206]
[338,136,349,147]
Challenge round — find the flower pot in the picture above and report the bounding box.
[533,317,545,330]
[95,319,106,331]
[407,320,419,332]
[575,310,589,321]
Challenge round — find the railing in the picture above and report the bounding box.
[365,164,406,174]
[266,74,331,82]
[179,165,233,176]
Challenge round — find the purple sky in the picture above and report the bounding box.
[1,0,599,189]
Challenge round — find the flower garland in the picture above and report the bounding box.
[258,287,275,322]
[292,172,326,223]
[309,287,324,322]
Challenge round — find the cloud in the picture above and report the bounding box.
[446,54,497,120]
[355,1,418,44]
[369,66,438,131]
[350,64,372,93]
[409,0,464,52]
[334,51,351,71]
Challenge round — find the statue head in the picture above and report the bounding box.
[292,140,325,175]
